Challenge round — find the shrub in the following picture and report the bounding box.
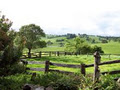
[32,72,80,90]
[0,74,30,90]
[8,63,26,75]
[91,45,104,53]
[98,74,117,90]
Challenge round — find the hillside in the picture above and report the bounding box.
[29,34,120,54]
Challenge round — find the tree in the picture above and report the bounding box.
[19,24,45,58]
[0,29,10,51]
[65,37,91,54]
[0,15,12,51]
[47,40,53,45]
[91,45,104,53]
[101,40,108,43]
[66,33,76,39]
[0,13,25,76]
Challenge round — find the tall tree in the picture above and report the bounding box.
[0,13,25,76]
[65,37,91,54]
[0,15,12,51]
[19,24,45,58]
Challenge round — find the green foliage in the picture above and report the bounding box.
[0,74,30,90]
[0,73,118,90]
[0,44,24,76]
[9,63,26,74]
[7,30,17,41]
[34,40,46,48]
[65,37,91,54]
[31,72,118,90]
[0,29,10,50]
[101,39,108,43]
[19,24,46,58]
[0,14,12,51]
[97,74,117,90]
[91,45,104,53]
[32,72,80,90]
[0,15,12,32]
[66,33,76,39]
[47,40,53,46]
[0,63,26,76]
[0,13,24,76]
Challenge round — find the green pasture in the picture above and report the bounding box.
[23,40,120,55]
[26,54,120,75]
[94,41,120,54]
[42,36,67,46]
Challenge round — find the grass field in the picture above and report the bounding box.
[26,54,120,76]
[94,41,120,54]
[23,40,120,54]
[24,36,120,78]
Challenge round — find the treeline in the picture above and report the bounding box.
[46,33,120,43]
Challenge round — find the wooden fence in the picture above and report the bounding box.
[25,51,120,82]
[22,51,120,59]
[22,51,68,58]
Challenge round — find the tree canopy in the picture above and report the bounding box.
[0,15,12,51]
[0,13,25,76]
[65,37,89,54]
[65,37,104,54]
[19,24,46,58]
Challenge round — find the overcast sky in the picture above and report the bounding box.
[1,0,120,36]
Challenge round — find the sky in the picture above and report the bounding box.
[1,0,120,36]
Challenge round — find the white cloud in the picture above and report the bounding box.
[0,0,120,36]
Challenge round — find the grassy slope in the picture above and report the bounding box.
[27,41,120,54]
[34,36,120,54]
[94,41,120,54]
[42,36,67,46]
[23,35,120,54]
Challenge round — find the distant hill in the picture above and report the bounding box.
[37,33,120,54]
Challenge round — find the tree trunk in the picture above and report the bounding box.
[28,48,31,58]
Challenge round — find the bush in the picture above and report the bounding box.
[98,74,117,90]
[0,74,30,90]
[0,73,118,90]
[32,72,80,90]
[91,45,104,53]
[9,63,26,75]
[56,39,64,42]
[0,62,26,76]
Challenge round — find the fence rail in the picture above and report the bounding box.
[26,59,120,75]
[21,51,120,59]
[24,51,120,83]
[85,59,120,68]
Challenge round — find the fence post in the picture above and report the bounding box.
[108,54,111,59]
[39,51,41,58]
[45,60,50,73]
[31,72,36,81]
[93,51,101,83]
[75,52,77,56]
[81,64,86,76]
[49,51,51,57]
[64,52,67,56]
[57,51,59,56]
